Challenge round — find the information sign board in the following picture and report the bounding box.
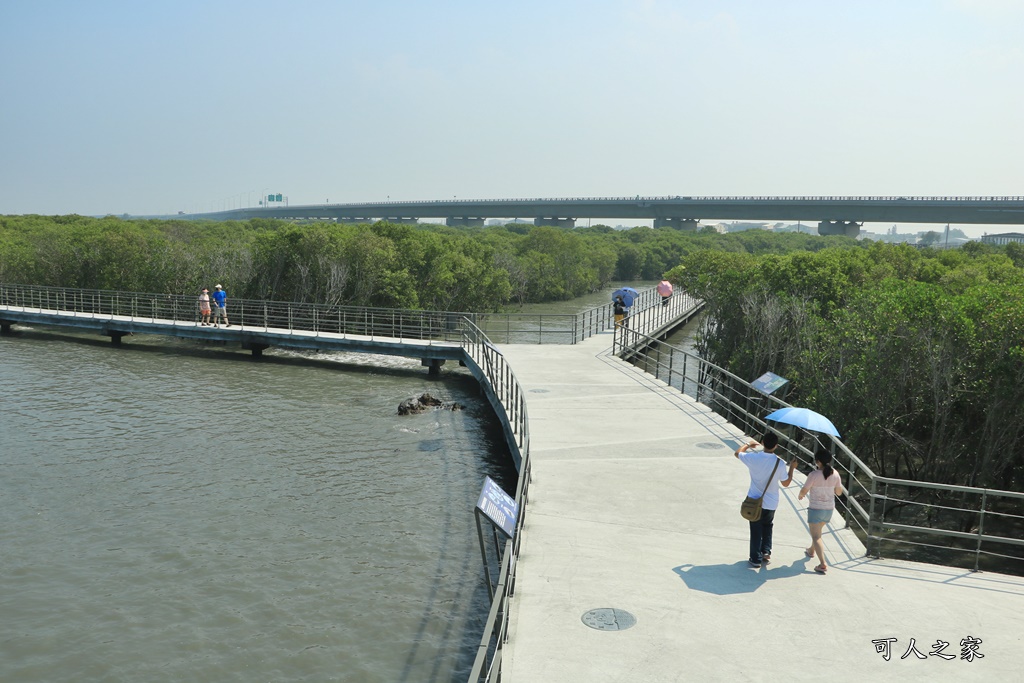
[751,371,788,395]
[475,476,518,539]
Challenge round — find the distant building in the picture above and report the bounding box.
[980,232,1024,246]
[725,222,768,233]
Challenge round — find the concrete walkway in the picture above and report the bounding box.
[497,330,1024,682]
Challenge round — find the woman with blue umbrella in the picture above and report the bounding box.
[611,287,638,327]
[798,446,845,574]
[765,406,843,574]
[613,295,628,326]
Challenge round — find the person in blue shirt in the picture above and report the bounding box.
[212,284,230,327]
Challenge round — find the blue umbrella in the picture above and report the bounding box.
[612,286,639,307]
[765,407,840,437]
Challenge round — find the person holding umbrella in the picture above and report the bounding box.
[611,287,637,327]
[657,279,673,306]
[613,295,627,326]
[798,446,845,574]
[734,432,797,568]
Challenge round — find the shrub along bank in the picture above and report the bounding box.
[667,240,1024,492]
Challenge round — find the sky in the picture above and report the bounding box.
[1,0,1022,236]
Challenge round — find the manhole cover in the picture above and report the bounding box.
[696,442,727,450]
[529,388,550,393]
[581,608,637,631]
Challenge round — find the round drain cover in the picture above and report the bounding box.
[696,442,726,450]
[581,608,637,631]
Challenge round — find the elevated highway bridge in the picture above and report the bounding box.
[168,195,1024,236]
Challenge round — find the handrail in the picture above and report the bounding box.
[0,283,477,343]
[613,324,1024,574]
[461,319,532,683]
[0,283,696,347]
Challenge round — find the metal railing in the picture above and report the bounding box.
[472,285,702,345]
[613,325,1024,574]
[1,283,700,347]
[0,283,477,343]
[462,320,532,683]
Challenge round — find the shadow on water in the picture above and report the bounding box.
[397,398,518,682]
[3,325,471,382]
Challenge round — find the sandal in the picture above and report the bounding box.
[805,548,814,558]
[813,565,827,574]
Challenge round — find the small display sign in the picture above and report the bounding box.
[476,476,518,539]
[751,371,788,395]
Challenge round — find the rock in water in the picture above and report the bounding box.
[398,393,463,415]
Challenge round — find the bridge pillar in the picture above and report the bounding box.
[446,217,485,227]
[243,342,270,358]
[817,220,861,238]
[654,217,700,230]
[422,358,446,376]
[533,217,576,228]
[105,330,129,345]
[0,319,12,335]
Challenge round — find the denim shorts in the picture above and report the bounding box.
[808,508,833,525]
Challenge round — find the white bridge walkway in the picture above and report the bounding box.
[496,331,1024,683]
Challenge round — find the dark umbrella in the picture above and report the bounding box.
[611,286,639,307]
[765,407,840,437]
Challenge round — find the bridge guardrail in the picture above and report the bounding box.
[474,285,701,345]
[0,284,480,343]
[613,325,1024,574]
[0,283,691,347]
[461,320,531,683]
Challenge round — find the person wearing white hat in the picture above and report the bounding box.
[212,284,230,327]
[198,288,212,326]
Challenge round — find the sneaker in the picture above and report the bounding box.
[748,560,761,568]
[763,554,771,564]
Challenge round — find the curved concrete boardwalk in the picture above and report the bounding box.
[497,330,1023,682]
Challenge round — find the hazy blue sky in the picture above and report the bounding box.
[2,0,1022,235]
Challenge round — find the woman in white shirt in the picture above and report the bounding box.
[798,447,844,574]
[198,288,212,326]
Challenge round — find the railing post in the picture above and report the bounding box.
[974,491,987,572]
[682,353,688,396]
[864,476,876,557]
